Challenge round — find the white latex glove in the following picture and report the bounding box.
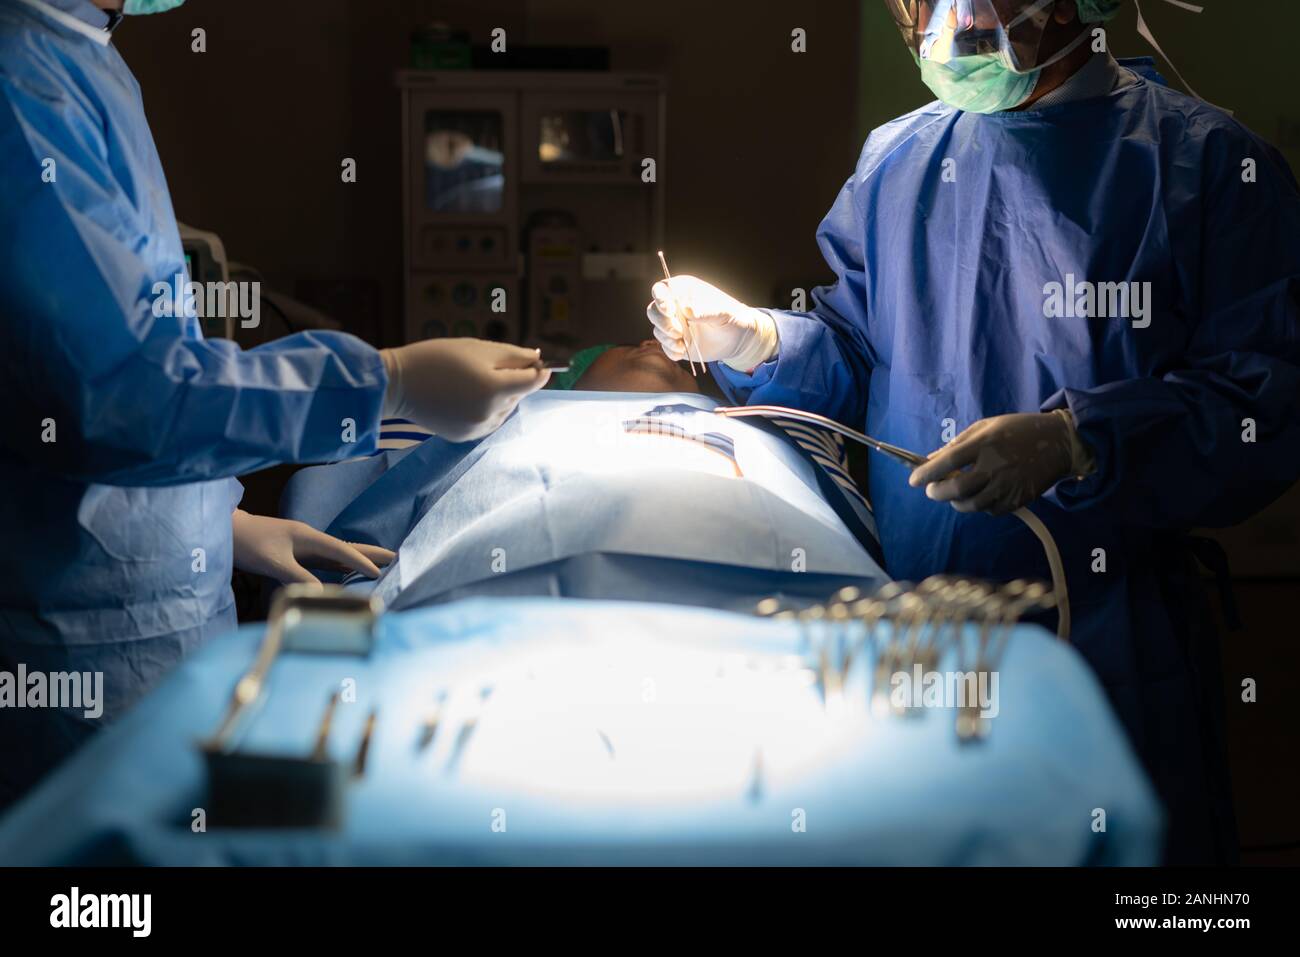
[232,510,396,586]
[379,338,550,442]
[646,275,779,372]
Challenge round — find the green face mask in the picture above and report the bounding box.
[914,51,1041,115]
[123,0,187,14]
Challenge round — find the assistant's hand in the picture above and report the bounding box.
[380,338,550,442]
[646,275,778,372]
[908,411,1092,516]
[231,510,396,586]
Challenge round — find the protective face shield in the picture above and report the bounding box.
[123,0,187,14]
[886,0,1087,73]
[885,0,1093,113]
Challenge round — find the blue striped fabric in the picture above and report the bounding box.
[374,418,434,451]
[770,417,872,517]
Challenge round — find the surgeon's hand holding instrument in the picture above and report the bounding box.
[655,251,701,376]
[647,273,779,373]
[717,405,1070,641]
[907,411,1092,516]
[380,338,551,442]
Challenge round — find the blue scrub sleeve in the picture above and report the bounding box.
[712,309,871,427]
[0,73,387,487]
[1046,130,1300,528]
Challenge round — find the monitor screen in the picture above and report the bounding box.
[424,111,505,214]
[539,110,634,165]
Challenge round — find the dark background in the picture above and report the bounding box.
[115,0,1299,864]
[118,0,1300,331]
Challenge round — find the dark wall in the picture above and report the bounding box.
[118,0,1300,342]
[116,0,865,346]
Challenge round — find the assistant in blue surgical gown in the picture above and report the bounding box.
[0,0,386,805]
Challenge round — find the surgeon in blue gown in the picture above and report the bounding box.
[649,0,1300,863]
[0,0,548,807]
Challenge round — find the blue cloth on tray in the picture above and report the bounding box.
[0,598,1162,865]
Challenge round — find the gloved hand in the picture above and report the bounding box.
[379,338,550,442]
[232,510,396,586]
[646,276,779,372]
[908,410,1095,515]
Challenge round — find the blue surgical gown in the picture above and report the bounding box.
[0,0,386,805]
[715,60,1300,863]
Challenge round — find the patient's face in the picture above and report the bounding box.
[576,341,703,394]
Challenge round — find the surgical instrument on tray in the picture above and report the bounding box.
[445,686,494,774]
[752,577,1056,742]
[353,708,378,779]
[312,691,341,762]
[418,690,448,752]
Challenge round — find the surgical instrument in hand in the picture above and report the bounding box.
[657,250,702,377]
[713,404,929,468]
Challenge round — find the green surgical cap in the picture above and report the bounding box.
[546,344,614,391]
[1076,0,1123,23]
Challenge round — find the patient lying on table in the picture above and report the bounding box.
[282,342,886,612]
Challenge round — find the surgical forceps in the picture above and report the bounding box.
[713,405,928,468]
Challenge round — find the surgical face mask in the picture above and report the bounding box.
[914,11,1091,112]
[890,0,1090,113]
[914,50,1043,114]
[123,0,187,14]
